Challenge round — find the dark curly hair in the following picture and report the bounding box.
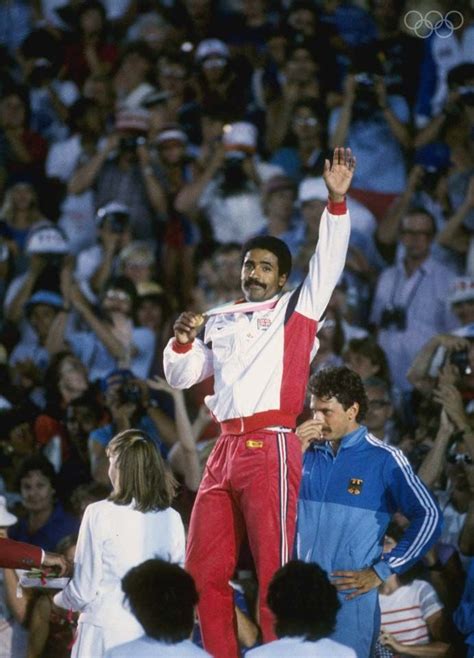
[241,236,292,278]
[308,366,368,421]
[267,560,340,641]
[122,559,198,642]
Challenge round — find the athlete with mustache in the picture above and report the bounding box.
[163,147,355,658]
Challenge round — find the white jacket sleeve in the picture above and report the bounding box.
[296,204,350,321]
[163,337,214,389]
[53,503,104,611]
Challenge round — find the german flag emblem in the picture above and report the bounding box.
[347,478,363,495]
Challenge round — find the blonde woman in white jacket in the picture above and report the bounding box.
[53,429,185,657]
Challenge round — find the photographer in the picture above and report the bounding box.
[75,201,132,302]
[88,370,176,486]
[329,49,410,219]
[407,277,474,397]
[68,109,167,241]
[3,222,70,326]
[370,208,457,401]
[175,121,283,244]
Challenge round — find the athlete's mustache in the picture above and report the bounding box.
[245,279,265,288]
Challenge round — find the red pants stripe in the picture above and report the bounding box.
[185,430,302,658]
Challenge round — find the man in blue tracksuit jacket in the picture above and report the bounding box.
[295,366,442,658]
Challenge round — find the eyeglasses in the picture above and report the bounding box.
[368,399,391,409]
[105,290,131,302]
[293,117,319,127]
[446,452,473,465]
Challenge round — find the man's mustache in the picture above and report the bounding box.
[244,279,265,288]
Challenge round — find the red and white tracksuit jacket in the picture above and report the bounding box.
[163,200,350,658]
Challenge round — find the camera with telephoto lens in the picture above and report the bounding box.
[380,306,406,331]
[450,349,472,376]
[119,135,147,152]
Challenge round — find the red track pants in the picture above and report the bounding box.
[185,430,302,658]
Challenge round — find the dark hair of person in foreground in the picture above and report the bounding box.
[267,560,341,641]
[122,558,198,643]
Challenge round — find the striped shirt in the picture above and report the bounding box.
[380,580,443,645]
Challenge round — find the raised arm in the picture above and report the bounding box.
[296,147,354,321]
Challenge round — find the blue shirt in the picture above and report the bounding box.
[68,327,155,383]
[328,96,409,194]
[89,415,168,458]
[9,503,80,553]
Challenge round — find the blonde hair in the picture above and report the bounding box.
[108,429,176,512]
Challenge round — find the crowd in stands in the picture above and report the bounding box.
[0,0,473,656]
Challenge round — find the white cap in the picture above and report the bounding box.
[26,223,69,255]
[0,496,17,527]
[96,202,130,225]
[223,122,258,156]
[115,108,150,132]
[448,277,474,305]
[155,128,188,145]
[298,177,327,203]
[195,39,230,62]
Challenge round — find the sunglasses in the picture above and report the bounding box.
[447,452,473,465]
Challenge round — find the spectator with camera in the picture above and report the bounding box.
[329,47,410,220]
[370,207,458,406]
[68,109,167,241]
[407,277,474,399]
[376,143,456,268]
[88,369,176,486]
[418,393,474,566]
[3,222,70,327]
[75,201,132,303]
[175,121,283,244]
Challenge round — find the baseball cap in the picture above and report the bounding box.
[115,108,150,133]
[96,202,130,226]
[195,39,230,63]
[448,277,474,305]
[26,223,69,255]
[298,177,327,203]
[155,126,188,146]
[25,290,65,312]
[223,122,257,158]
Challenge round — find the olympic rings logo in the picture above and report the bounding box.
[404,10,464,38]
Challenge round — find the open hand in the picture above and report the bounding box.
[323,147,356,202]
[331,567,382,600]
